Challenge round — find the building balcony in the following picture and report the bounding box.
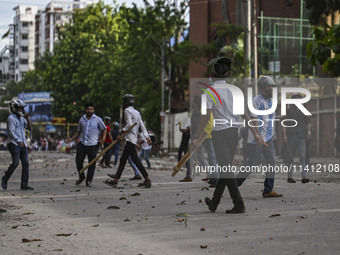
[20,52,29,59]
[19,65,29,72]
[19,40,29,47]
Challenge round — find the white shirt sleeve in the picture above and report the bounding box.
[123,108,133,132]
[139,118,149,139]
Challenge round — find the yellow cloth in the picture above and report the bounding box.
[203,111,214,138]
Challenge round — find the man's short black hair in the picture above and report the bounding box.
[85,102,94,108]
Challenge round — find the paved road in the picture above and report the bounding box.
[0,151,339,254]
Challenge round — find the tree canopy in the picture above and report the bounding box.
[305,0,340,76]
[11,0,193,136]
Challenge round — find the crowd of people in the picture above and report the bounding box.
[1,57,339,215]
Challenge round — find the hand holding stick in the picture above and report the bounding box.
[79,123,137,174]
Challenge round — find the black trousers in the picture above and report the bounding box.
[115,141,149,179]
[76,143,98,182]
[211,128,243,204]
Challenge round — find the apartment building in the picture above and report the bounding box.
[13,5,39,82]
[35,0,96,57]
[11,0,96,82]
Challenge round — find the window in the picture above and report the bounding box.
[22,34,28,40]
[21,46,28,52]
[20,59,28,65]
[22,22,28,27]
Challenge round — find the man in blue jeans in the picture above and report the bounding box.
[2,99,33,190]
[236,76,283,198]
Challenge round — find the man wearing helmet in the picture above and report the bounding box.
[236,76,283,198]
[2,99,33,190]
[105,94,152,188]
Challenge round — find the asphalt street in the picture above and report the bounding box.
[0,150,340,255]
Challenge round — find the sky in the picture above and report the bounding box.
[0,0,144,51]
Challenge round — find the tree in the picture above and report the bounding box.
[29,0,193,137]
[305,0,340,76]
[305,0,340,28]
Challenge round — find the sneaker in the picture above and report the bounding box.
[107,173,116,179]
[302,178,310,183]
[137,181,152,188]
[20,186,34,190]
[1,177,7,190]
[99,163,105,168]
[103,179,117,187]
[179,177,192,182]
[202,177,210,181]
[205,197,218,212]
[86,181,92,187]
[105,164,113,168]
[75,176,85,185]
[287,178,296,183]
[129,175,142,180]
[263,190,283,198]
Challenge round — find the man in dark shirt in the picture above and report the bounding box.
[283,93,311,184]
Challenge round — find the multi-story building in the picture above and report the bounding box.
[35,0,96,57]
[12,1,96,82]
[13,5,39,82]
[188,0,340,157]
[0,23,15,87]
[189,0,316,78]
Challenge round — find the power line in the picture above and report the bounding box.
[0,0,47,6]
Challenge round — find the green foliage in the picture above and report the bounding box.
[219,33,246,77]
[305,0,340,27]
[8,0,193,138]
[307,24,340,76]
[201,23,245,77]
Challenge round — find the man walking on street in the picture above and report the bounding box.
[283,93,311,184]
[66,103,107,187]
[2,99,33,190]
[194,57,264,214]
[236,76,283,198]
[105,94,152,188]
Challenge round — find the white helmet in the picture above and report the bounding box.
[9,99,27,116]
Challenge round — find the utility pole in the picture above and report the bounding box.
[253,0,258,94]
[160,40,165,151]
[246,0,252,79]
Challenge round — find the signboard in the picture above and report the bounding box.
[18,92,51,101]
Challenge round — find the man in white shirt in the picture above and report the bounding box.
[106,94,152,188]
[194,57,264,213]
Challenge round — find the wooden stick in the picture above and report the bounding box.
[172,132,207,177]
[79,123,137,174]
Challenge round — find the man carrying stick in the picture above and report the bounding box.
[66,102,107,187]
[105,94,152,188]
[194,57,264,214]
[236,76,283,198]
